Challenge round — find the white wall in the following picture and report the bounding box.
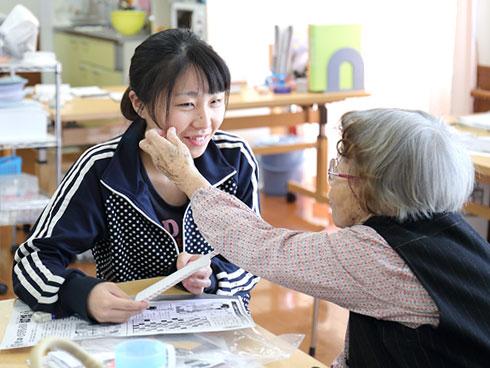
[0,1,40,18]
[207,0,458,115]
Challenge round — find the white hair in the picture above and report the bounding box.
[339,108,475,221]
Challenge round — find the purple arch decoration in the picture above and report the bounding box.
[327,47,364,92]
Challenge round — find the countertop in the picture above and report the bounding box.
[55,25,149,43]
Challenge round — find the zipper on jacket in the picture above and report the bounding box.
[100,180,180,254]
[182,170,237,252]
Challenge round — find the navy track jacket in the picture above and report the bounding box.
[12,120,261,320]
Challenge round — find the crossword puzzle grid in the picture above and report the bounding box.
[132,316,211,332]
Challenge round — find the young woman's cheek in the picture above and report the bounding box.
[165,112,188,136]
[212,109,226,131]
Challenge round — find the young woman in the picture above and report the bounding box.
[13,29,260,323]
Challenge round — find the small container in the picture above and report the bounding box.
[270,72,292,94]
[0,173,39,199]
[0,155,22,175]
[115,339,176,368]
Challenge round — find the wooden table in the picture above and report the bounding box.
[450,121,490,220]
[0,278,328,368]
[55,87,368,203]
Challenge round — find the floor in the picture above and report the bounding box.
[0,192,348,366]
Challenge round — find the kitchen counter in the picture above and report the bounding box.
[55,25,149,43]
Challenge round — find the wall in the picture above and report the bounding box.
[0,1,40,18]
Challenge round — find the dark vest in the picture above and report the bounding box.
[347,213,490,367]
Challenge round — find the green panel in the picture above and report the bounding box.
[308,24,362,92]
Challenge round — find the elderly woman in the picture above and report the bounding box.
[140,108,490,367]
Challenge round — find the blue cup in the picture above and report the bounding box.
[115,338,175,368]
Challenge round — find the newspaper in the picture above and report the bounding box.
[0,295,254,350]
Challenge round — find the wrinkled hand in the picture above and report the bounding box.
[177,252,212,295]
[139,127,210,197]
[87,282,148,323]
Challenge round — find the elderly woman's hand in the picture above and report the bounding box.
[139,127,210,197]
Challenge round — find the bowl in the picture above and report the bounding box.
[111,10,146,36]
[0,76,27,103]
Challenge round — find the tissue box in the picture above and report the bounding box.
[0,100,48,142]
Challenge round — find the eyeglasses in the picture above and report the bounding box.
[328,158,360,182]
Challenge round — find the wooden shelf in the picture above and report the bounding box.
[471,88,490,100]
[465,202,490,221]
[253,141,316,155]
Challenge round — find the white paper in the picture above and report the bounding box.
[109,92,123,102]
[458,112,490,130]
[452,130,490,154]
[70,86,109,98]
[0,296,254,350]
[135,252,216,302]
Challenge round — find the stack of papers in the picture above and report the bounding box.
[71,86,109,98]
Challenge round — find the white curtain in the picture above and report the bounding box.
[451,0,477,116]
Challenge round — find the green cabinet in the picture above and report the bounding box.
[54,32,123,86]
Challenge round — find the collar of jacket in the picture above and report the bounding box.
[100,119,236,219]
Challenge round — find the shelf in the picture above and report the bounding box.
[0,60,62,228]
[0,61,61,74]
[0,195,50,226]
[252,140,317,155]
[0,134,57,150]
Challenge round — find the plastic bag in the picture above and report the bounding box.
[0,4,39,59]
[74,328,305,368]
[201,328,305,365]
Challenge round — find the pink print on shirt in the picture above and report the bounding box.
[161,219,179,237]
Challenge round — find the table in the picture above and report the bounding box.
[450,121,490,220]
[0,277,328,368]
[55,87,368,203]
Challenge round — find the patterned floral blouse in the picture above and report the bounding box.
[190,186,439,367]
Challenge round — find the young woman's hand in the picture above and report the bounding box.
[87,282,148,323]
[177,252,212,295]
[139,127,210,197]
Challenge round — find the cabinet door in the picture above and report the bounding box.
[77,63,95,86]
[77,63,122,86]
[91,65,123,86]
[77,37,116,70]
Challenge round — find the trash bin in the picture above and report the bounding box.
[260,150,304,196]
